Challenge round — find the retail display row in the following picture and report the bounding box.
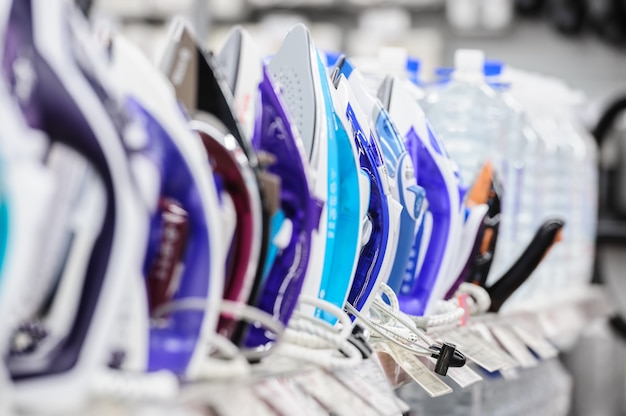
[57,287,611,416]
[0,0,601,414]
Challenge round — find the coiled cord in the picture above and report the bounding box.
[456,282,491,315]
[277,296,363,369]
[152,297,285,374]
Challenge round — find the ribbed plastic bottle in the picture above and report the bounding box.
[503,72,590,305]
[486,82,548,287]
[424,49,509,191]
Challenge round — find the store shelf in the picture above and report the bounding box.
[51,286,613,416]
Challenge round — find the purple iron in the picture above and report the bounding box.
[1,0,150,410]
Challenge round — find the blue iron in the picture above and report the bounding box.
[379,76,464,316]
[331,74,396,316]
[268,24,367,325]
[333,56,425,296]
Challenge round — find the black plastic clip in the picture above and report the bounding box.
[429,342,466,376]
[347,324,373,359]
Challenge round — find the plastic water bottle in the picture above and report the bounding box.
[424,49,509,191]
[503,70,598,304]
[480,79,551,290]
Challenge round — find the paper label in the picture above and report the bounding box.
[387,344,453,398]
[254,378,311,416]
[334,356,403,416]
[470,324,519,370]
[489,324,538,368]
[511,319,558,359]
[202,384,276,416]
[293,369,379,416]
[539,304,585,339]
[425,356,483,388]
[443,328,516,372]
[374,342,413,388]
[280,378,328,416]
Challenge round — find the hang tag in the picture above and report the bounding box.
[254,378,312,416]
[499,367,520,380]
[334,356,404,416]
[489,324,538,368]
[510,319,558,360]
[443,328,515,373]
[424,356,482,388]
[470,324,518,370]
[201,384,277,416]
[374,342,413,388]
[293,369,379,416]
[280,378,328,416]
[387,344,453,398]
[539,304,585,339]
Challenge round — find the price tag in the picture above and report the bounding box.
[280,378,328,416]
[470,324,519,370]
[539,304,585,339]
[202,384,277,416]
[254,378,312,416]
[334,356,403,416]
[443,328,516,373]
[374,342,413,388]
[499,367,520,380]
[489,324,538,368]
[424,356,483,388]
[293,369,379,416]
[387,344,453,398]
[510,320,558,360]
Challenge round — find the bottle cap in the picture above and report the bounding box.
[483,59,503,77]
[378,46,408,77]
[454,49,485,77]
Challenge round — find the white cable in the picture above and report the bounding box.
[347,302,434,357]
[152,297,285,364]
[276,340,363,369]
[152,298,285,341]
[425,300,465,328]
[277,296,363,369]
[194,333,253,379]
[291,296,353,343]
[456,282,491,314]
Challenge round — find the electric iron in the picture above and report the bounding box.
[158,20,274,348]
[332,55,424,296]
[191,120,262,341]
[460,160,503,289]
[216,26,319,344]
[487,218,565,312]
[447,160,566,312]
[331,74,395,315]
[441,161,501,299]
[106,32,226,378]
[445,204,490,298]
[216,26,286,290]
[1,0,150,410]
[0,82,53,415]
[379,76,463,316]
[267,24,350,322]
